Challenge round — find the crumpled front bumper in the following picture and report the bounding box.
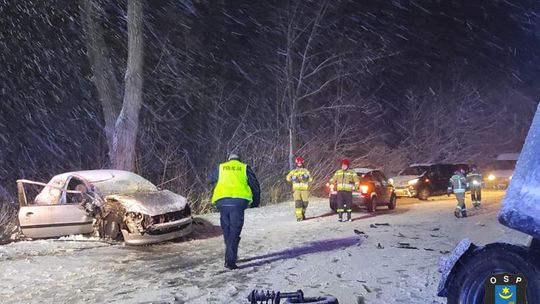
[121,216,193,245]
[394,187,416,197]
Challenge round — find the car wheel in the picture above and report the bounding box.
[388,194,396,210]
[366,196,377,213]
[283,296,339,304]
[417,187,430,200]
[446,243,540,304]
[100,214,123,241]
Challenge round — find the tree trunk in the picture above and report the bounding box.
[81,0,121,164]
[113,0,144,171]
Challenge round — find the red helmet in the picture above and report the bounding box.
[341,159,350,167]
[295,156,304,165]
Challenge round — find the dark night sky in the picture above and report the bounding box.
[0,0,539,195]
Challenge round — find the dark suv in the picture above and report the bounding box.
[390,163,468,200]
[328,168,396,212]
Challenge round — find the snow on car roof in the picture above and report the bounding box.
[496,153,520,161]
[409,163,432,167]
[353,168,376,174]
[53,170,158,195]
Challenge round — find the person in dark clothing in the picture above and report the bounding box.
[466,164,483,209]
[210,153,260,270]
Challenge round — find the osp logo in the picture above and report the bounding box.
[484,273,527,304]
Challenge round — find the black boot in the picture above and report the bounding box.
[461,210,468,218]
[338,212,343,222]
[346,211,352,222]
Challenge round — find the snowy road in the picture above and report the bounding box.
[0,190,530,304]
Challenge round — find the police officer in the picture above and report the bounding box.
[466,164,483,209]
[448,168,468,218]
[210,153,261,270]
[330,159,359,222]
[286,156,312,221]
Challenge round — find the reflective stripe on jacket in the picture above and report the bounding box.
[211,160,253,204]
[449,174,467,193]
[286,168,312,190]
[330,169,359,191]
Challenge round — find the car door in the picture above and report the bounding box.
[18,176,94,239]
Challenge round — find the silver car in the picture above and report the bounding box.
[17,170,193,245]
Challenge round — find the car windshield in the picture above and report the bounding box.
[399,166,427,176]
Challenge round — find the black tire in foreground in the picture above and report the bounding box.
[283,296,339,304]
[446,243,540,304]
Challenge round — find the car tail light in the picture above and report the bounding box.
[360,185,369,194]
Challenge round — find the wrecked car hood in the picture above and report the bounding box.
[391,175,422,187]
[106,190,188,216]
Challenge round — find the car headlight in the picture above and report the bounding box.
[487,174,496,181]
[472,180,480,185]
[388,178,394,185]
[408,178,419,185]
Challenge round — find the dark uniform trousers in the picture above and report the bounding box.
[216,198,249,265]
[336,190,353,213]
[470,187,481,203]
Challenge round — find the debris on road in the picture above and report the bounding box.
[362,284,372,293]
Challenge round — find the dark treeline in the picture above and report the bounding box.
[1,0,539,212]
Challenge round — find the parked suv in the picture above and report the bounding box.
[328,168,396,212]
[390,163,468,200]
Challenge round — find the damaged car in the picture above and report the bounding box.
[16,170,193,245]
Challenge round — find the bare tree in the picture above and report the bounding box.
[82,0,145,171]
[82,0,121,163]
[113,0,145,170]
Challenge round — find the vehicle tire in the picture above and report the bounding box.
[366,196,377,213]
[388,194,396,210]
[417,187,430,200]
[99,214,123,241]
[446,243,540,304]
[283,296,339,304]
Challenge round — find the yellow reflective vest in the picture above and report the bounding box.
[286,167,312,190]
[330,169,359,191]
[211,160,253,204]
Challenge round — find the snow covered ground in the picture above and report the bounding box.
[0,190,530,304]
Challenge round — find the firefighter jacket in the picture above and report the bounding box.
[466,171,483,188]
[449,173,467,193]
[286,167,312,190]
[330,169,359,191]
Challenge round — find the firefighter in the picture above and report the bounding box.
[448,168,468,218]
[329,159,359,222]
[210,153,261,270]
[466,164,483,209]
[286,156,312,221]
